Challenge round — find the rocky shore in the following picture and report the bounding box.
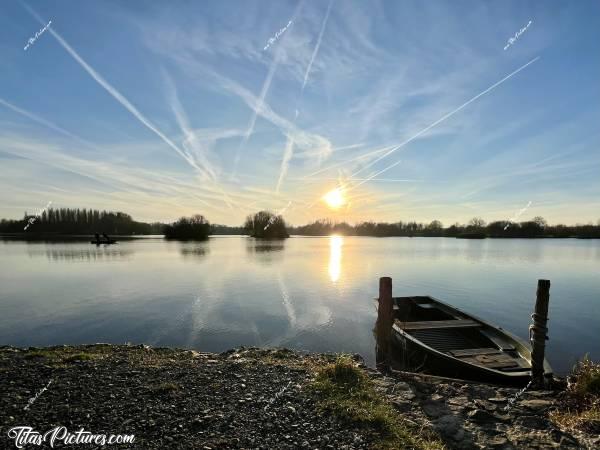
[0,345,597,449]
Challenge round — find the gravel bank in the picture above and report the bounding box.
[1,345,374,449]
[1,345,597,449]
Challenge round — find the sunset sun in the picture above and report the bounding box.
[323,188,346,209]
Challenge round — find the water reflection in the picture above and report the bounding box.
[246,239,286,252]
[328,235,343,282]
[180,244,210,259]
[29,248,134,262]
[245,238,286,265]
[3,237,599,374]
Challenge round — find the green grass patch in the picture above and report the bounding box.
[551,355,600,433]
[24,349,61,359]
[63,352,95,362]
[309,356,444,450]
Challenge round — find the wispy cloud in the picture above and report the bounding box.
[0,97,98,151]
[22,4,212,179]
[350,57,541,179]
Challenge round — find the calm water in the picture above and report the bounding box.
[1,236,599,374]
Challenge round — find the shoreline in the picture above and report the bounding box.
[2,233,600,240]
[1,344,597,449]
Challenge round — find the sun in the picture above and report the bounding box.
[323,188,346,209]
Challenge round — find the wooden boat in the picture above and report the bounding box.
[90,239,117,245]
[383,296,552,384]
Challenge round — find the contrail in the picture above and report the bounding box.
[302,0,334,90]
[276,0,333,190]
[351,56,541,178]
[276,135,295,193]
[302,143,398,178]
[232,51,282,176]
[305,56,540,209]
[22,4,213,179]
[164,72,217,181]
[0,97,98,151]
[23,4,237,209]
[294,177,421,183]
[346,159,403,192]
[233,2,304,177]
[305,160,401,209]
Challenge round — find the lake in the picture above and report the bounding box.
[1,236,598,375]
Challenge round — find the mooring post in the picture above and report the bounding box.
[376,277,393,366]
[530,279,551,387]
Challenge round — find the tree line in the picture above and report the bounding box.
[0,208,163,235]
[1,207,599,239]
[288,217,600,238]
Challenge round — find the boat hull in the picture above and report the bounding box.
[377,295,553,386]
[390,327,532,385]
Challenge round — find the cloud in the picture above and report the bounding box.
[0,97,98,151]
[23,3,216,179]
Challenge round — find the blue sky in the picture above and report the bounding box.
[1,0,599,226]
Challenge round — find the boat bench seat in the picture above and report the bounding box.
[449,348,531,370]
[397,319,481,330]
[449,348,502,357]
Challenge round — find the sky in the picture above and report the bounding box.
[1,0,599,226]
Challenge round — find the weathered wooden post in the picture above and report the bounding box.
[376,277,393,367]
[530,279,550,386]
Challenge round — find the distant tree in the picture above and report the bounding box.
[425,220,444,236]
[428,220,443,229]
[211,224,245,235]
[445,223,463,237]
[164,215,210,240]
[486,221,510,236]
[533,216,547,229]
[332,222,353,235]
[244,211,289,239]
[519,220,544,238]
[468,217,486,229]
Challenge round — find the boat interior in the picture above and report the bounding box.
[392,296,532,373]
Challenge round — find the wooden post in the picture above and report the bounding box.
[530,279,550,386]
[376,277,393,367]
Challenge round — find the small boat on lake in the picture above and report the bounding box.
[382,295,552,385]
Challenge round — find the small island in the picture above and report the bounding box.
[243,210,290,239]
[164,215,211,241]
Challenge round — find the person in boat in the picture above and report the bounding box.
[94,233,101,244]
[102,233,111,243]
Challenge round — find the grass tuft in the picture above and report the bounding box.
[550,355,600,433]
[24,349,60,359]
[63,352,95,362]
[309,356,444,450]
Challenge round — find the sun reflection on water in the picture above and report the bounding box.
[328,235,343,282]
